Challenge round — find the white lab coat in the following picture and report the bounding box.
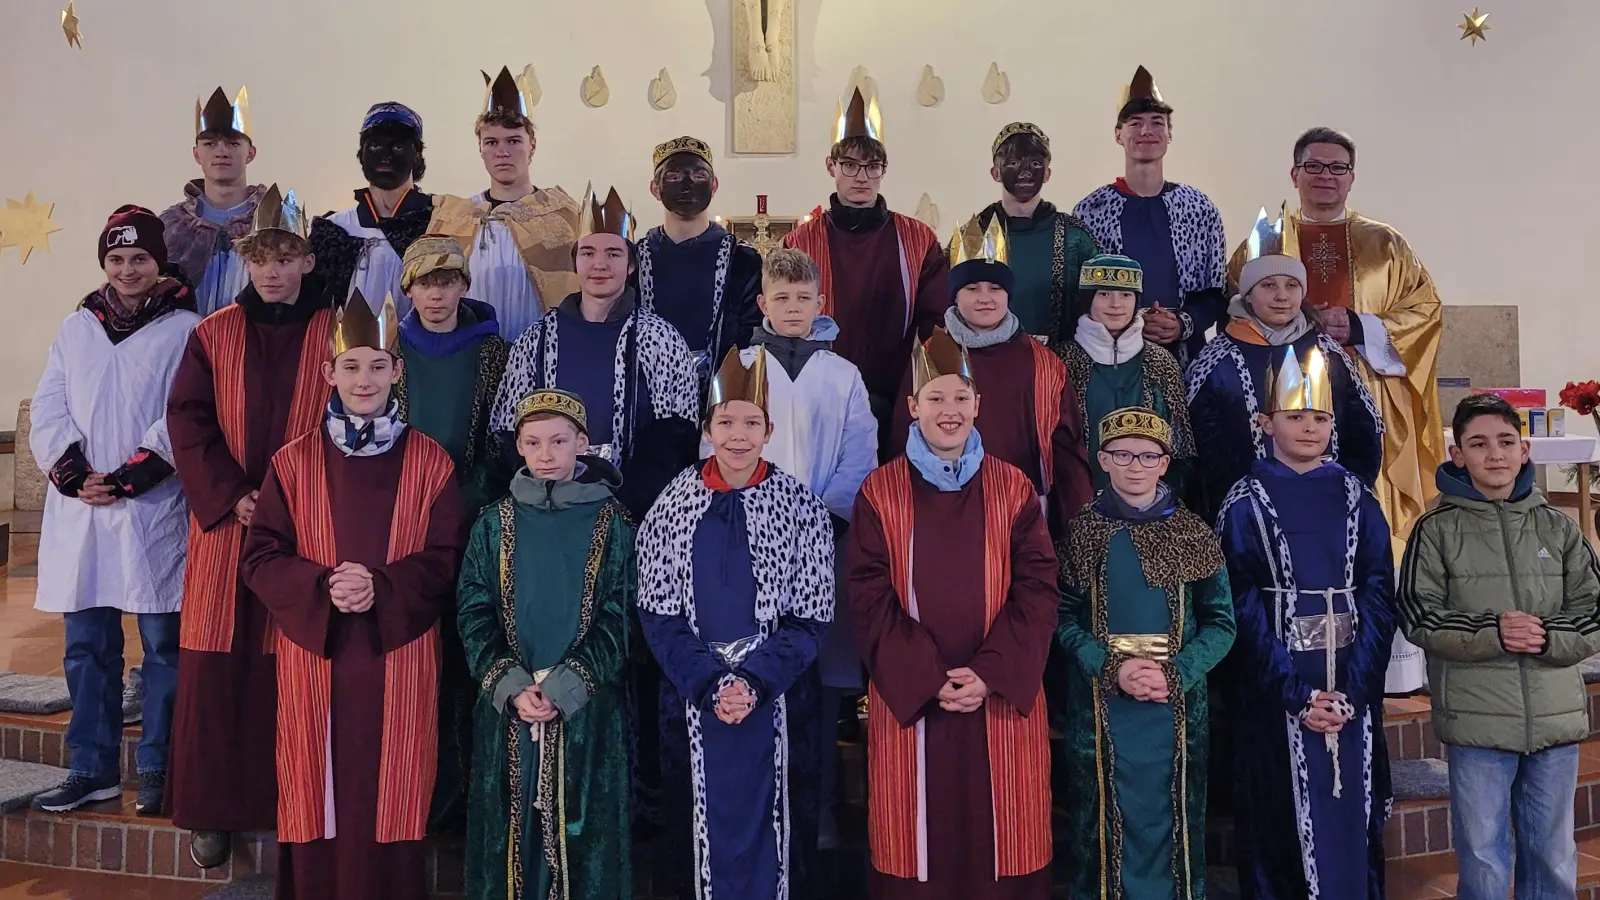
[28,308,200,614]
[326,207,412,319]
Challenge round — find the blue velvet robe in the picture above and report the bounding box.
[1186,330,1383,524]
[1217,458,1396,900]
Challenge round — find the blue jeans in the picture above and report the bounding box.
[1449,742,1579,900]
[62,608,179,781]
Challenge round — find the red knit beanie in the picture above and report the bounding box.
[98,205,168,270]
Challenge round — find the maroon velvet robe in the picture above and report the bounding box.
[240,429,463,900]
[847,462,1059,900]
[784,210,949,434]
[891,334,1092,533]
[166,299,329,831]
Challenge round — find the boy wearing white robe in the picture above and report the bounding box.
[712,247,878,845]
[29,206,201,815]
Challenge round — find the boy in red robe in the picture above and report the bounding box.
[241,291,463,900]
[166,185,333,868]
[847,329,1059,899]
[782,87,948,454]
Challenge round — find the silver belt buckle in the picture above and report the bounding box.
[1289,613,1355,652]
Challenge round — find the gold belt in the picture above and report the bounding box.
[1108,633,1170,662]
[1288,613,1355,652]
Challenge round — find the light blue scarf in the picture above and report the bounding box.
[906,424,985,491]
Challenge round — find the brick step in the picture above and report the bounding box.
[1388,829,1600,899]
[0,859,218,898]
[0,712,147,788]
[1385,680,1600,762]
[0,788,465,897]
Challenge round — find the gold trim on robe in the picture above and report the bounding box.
[1226,209,1444,557]
[428,189,582,310]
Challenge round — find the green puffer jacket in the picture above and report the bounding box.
[1399,462,1600,753]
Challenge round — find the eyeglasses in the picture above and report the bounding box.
[1106,450,1168,468]
[1296,161,1354,176]
[835,159,886,179]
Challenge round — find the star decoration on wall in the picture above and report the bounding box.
[62,1,83,48]
[0,192,64,264]
[1458,7,1490,45]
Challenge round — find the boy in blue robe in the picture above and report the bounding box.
[1216,345,1397,900]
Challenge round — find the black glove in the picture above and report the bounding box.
[106,448,176,499]
[48,443,93,497]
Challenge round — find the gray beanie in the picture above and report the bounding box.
[1237,253,1308,300]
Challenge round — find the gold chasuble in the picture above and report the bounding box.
[1228,210,1444,555]
[270,431,454,843]
[428,189,582,310]
[180,305,334,654]
[859,457,1052,879]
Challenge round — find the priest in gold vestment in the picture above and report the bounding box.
[1226,127,1442,692]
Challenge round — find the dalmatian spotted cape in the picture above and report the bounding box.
[636,463,835,900]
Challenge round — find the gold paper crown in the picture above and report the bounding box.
[196,86,250,137]
[401,234,469,291]
[1267,345,1334,415]
[707,347,769,415]
[250,184,308,239]
[832,88,884,145]
[1120,65,1165,111]
[1243,203,1298,261]
[947,216,1008,269]
[912,328,975,396]
[515,389,589,433]
[1098,406,1173,452]
[481,67,529,119]
[653,136,713,170]
[991,122,1049,157]
[576,184,637,241]
[332,290,399,357]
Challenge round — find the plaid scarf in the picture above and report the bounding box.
[80,277,193,345]
[325,393,406,457]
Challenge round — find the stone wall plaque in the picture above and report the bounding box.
[732,0,797,154]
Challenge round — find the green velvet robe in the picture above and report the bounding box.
[457,477,634,900]
[1058,339,1195,498]
[1055,497,1235,900]
[979,203,1101,347]
[397,330,512,834]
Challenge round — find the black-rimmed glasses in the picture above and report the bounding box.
[1296,161,1354,176]
[1106,450,1168,468]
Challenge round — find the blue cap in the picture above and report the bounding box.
[360,102,423,139]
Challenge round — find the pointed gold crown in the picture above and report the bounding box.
[912,328,975,396]
[1243,202,1298,261]
[706,347,769,415]
[832,87,883,144]
[196,86,250,137]
[947,215,1008,269]
[481,66,529,119]
[1099,407,1172,452]
[1268,345,1334,415]
[332,290,400,357]
[575,184,637,242]
[250,183,308,238]
[1120,65,1164,110]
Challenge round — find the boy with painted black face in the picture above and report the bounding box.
[638,136,764,393]
[1400,393,1600,900]
[310,102,434,318]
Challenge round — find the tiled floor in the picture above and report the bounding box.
[0,861,210,898]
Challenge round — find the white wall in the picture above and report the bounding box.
[0,0,1592,430]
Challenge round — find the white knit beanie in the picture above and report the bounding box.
[1237,253,1308,300]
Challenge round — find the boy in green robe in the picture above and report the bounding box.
[396,233,513,832]
[1057,255,1194,494]
[1056,407,1234,900]
[456,389,634,900]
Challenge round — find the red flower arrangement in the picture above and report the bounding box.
[1560,380,1600,417]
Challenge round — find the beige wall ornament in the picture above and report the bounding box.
[981,62,1010,104]
[732,0,797,154]
[915,65,944,108]
[517,64,542,108]
[649,68,678,110]
[846,66,880,104]
[915,193,940,231]
[580,66,609,108]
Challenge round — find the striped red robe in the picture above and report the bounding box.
[241,426,462,900]
[847,455,1059,899]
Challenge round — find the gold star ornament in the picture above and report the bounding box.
[1459,7,1490,45]
[0,192,64,264]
